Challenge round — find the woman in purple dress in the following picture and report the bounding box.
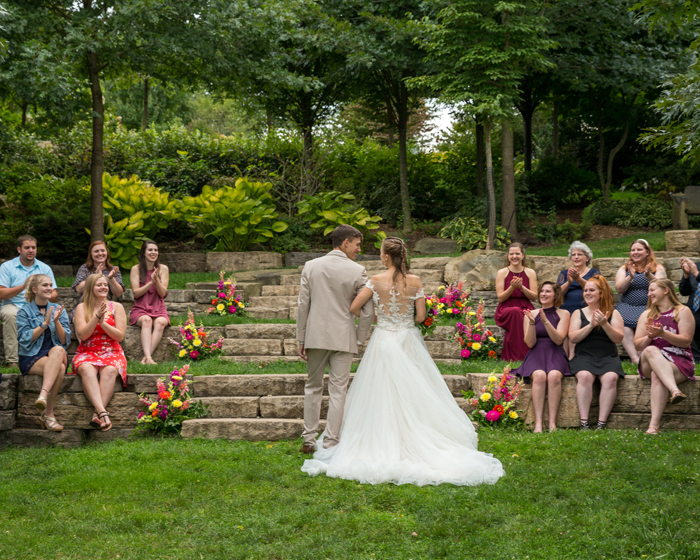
[514,282,571,432]
[634,279,695,435]
[129,240,170,365]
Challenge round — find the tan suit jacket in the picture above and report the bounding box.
[296,250,374,353]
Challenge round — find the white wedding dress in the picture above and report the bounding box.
[301,279,505,486]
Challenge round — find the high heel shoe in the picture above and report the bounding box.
[40,414,64,432]
[34,389,48,412]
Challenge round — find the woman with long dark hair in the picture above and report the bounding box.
[70,241,125,322]
[129,240,170,365]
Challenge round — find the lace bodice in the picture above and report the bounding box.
[367,280,424,332]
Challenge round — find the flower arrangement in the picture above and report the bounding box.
[169,309,224,360]
[206,271,248,317]
[135,365,208,435]
[417,293,440,336]
[433,282,472,317]
[454,299,500,360]
[462,366,524,428]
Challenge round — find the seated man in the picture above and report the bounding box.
[0,235,58,368]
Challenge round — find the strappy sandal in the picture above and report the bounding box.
[645,426,661,435]
[34,389,49,412]
[670,391,687,405]
[596,420,608,431]
[579,419,590,431]
[90,411,102,429]
[98,411,112,432]
[40,414,63,432]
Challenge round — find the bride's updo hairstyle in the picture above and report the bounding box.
[382,237,409,285]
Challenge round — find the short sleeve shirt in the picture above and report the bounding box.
[0,257,57,308]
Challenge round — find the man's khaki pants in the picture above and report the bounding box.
[302,349,354,449]
[0,304,20,364]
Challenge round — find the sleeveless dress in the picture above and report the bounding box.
[513,307,571,383]
[71,301,128,387]
[301,280,504,487]
[638,309,695,381]
[495,270,534,361]
[557,268,601,314]
[569,309,625,378]
[129,268,169,326]
[617,270,651,329]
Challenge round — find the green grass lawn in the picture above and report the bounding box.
[0,431,698,559]
[527,230,667,258]
[170,314,297,326]
[56,271,223,289]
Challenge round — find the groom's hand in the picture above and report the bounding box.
[299,344,308,361]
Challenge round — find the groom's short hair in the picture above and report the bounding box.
[332,225,363,248]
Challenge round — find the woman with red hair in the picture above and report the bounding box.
[568,275,625,430]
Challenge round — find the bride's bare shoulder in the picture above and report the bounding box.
[370,272,391,283]
[406,274,422,287]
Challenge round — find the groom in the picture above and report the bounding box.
[296,225,375,454]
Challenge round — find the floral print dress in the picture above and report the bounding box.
[71,301,128,387]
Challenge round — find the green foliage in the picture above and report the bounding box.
[533,209,592,245]
[524,156,601,209]
[181,178,288,252]
[296,191,386,244]
[583,198,672,230]
[438,217,511,251]
[268,216,315,253]
[101,172,182,268]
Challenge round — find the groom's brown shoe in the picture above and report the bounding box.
[300,443,316,455]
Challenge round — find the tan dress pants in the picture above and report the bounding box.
[0,303,20,363]
[302,348,354,448]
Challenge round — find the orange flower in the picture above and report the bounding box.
[488,350,497,358]
[151,409,158,417]
[467,342,473,347]
[494,404,504,414]
[211,299,218,305]
[455,301,463,308]
[424,317,434,327]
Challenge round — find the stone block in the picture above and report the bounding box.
[260,395,328,419]
[424,340,462,359]
[19,374,123,394]
[412,269,444,283]
[158,253,207,273]
[284,252,327,268]
[283,339,300,357]
[222,339,283,356]
[262,285,300,297]
[248,307,290,320]
[195,396,260,418]
[86,428,137,442]
[289,306,298,320]
[193,374,308,397]
[606,413,700,430]
[206,252,283,273]
[220,355,302,363]
[0,410,16,430]
[444,250,505,289]
[455,399,474,414]
[528,256,570,284]
[165,290,194,303]
[249,295,298,308]
[592,258,627,281]
[413,238,459,255]
[0,429,85,448]
[666,230,700,252]
[181,418,325,441]
[280,274,302,286]
[237,282,263,298]
[50,265,74,277]
[225,323,296,339]
[118,290,134,303]
[443,375,470,397]
[0,374,19,409]
[410,257,452,270]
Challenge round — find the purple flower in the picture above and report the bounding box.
[159,408,168,419]
[456,322,463,329]
[185,333,193,341]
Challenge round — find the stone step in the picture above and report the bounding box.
[280,274,302,286]
[410,269,444,283]
[247,307,291,319]
[262,284,300,297]
[220,355,302,363]
[249,295,298,308]
[181,418,326,441]
[0,429,86,448]
[195,396,260,418]
[410,257,452,270]
[222,339,284,356]
[225,324,297,339]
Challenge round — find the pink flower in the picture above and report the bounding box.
[486,410,501,422]
[461,348,471,358]
[218,292,226,298]
[190,350,200,359]
[137,412,144,419]
[452,308,460,314]
[159,408,168,419]
[473,334,481,342]
[228,305,237,313]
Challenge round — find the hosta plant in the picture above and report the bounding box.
[438,217,511,251]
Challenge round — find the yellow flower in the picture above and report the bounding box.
[488,375,497,383]
[238,301,244,307]
[489,336,496,343]
[217,303,224,311]
[480,393,491,402]
[172,399,183,408]
[193,339,202,347]
[468,311,476,316]
[149,402,158,411]
[172,375,182,381]
[178,349,187,358]
[509,411,518,419]
[437,303,444,309]
[472,342,481,350]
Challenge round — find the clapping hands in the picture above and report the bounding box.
[523,308,536,324]
[96,300,108,322]
[52,305,64,323]
[646,316,663,338]
[510,276,523,289]
[567,267,580,284]
[681,257,698,278]
[591,309,610,327]
[107,266,119,279]
[627,260,636,277]
[151,267,161,285]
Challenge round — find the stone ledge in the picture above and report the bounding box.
[181,418,327,441]
[194,396,260,418]
[0,429,85,448]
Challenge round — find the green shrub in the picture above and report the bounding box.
[438,217,511,251]
[181,178,288,252]
[268,216,315,253]
[583,198,672,231]
[525,156,600,209]
[296,191,386,245]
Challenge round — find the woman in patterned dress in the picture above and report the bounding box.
[634,279,695,435]
[72,274,128,431]
[495,243,538,361]
[615,239,666,365]
[70,241,125,322]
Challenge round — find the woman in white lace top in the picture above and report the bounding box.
[301,237,504,486]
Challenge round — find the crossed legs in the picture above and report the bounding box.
[135,315,169,364]
[530,370,563,433]
[639,346,688,432]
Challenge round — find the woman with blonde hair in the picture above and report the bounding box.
[15,274,70,431]
[569,275,625,430]
[495,242,538,361]
[72,274,128,431]
[634,279,695,434]
[615,239,667,364]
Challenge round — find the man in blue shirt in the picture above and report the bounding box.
[0,235,57,367]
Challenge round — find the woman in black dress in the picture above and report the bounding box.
[569,275,625,430]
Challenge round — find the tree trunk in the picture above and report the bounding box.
[476,120,485,196]
[501,120,517,237]
[142,76,149,131]
[485,118,496,250]
[299,93,315,196]
[87,51,104,242]
[605,119,629,198]
[397,83,412,233]
[520,87,534,172]
[21,103,28,127]
[552,98,559,158]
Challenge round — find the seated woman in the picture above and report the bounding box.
[16,274,70,431]
[634,279,695,435]
[514,282,571,432]
[568,275,625,430]
[72,274,128,431]
[70,240,124,322]
[615,239,666,365]
[129,240,169,365]
[495,243,538,361]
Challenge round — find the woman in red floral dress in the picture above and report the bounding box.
[72,274,127,431]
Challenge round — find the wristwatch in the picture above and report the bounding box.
[39,323,49,330]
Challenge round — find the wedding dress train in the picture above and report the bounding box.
[301,280,505,486]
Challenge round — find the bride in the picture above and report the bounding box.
[301,237,504,486]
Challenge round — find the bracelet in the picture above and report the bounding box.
[96,314,104,320]
[40,323,48,330]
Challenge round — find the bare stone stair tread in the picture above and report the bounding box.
[181,418,326,441]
